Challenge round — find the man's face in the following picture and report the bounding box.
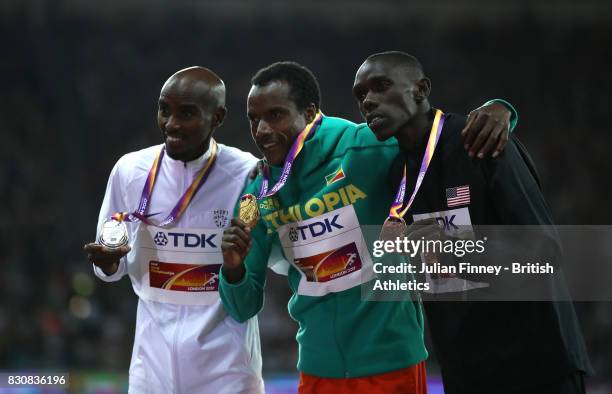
[247,81,310,166]
[352,59,419,141]
[157,84,215,161]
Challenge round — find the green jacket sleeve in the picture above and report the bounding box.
[482,98,519,132]
[219,204,273,323]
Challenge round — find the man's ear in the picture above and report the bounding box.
[414,77,432,103]
[213,106,227,128]
[304,103,317,124]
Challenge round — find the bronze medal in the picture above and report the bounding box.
[379,216,407,242]
[239,194,260,228]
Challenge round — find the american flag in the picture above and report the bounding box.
[446,185,470,207]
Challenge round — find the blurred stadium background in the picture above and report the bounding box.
[1,0,611,393]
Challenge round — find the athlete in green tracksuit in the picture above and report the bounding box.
[222,113,428,378]
[219,61,517,384]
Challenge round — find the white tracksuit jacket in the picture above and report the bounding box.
[93,141,264,394]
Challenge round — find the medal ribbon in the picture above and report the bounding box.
[112,139,218,227]
[257,111,323,199]
[388,109,445,220]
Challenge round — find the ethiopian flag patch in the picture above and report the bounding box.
[325,166,346,186]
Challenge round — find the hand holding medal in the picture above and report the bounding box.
[84,141,219,274]
[405,218,444,272]
[221,218,253,283]
[222,112,324,282]
[83,242,131,275]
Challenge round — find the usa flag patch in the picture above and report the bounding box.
[446,185,470,207]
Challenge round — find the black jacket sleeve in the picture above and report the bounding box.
[460,135,563,296]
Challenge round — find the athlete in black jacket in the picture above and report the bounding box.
[352,51,592,394]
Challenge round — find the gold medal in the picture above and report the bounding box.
[239,194,260,228]
[379,216,407,242]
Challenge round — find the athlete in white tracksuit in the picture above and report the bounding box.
[93,140,263,394]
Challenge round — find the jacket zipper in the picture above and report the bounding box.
[171,306,185,394]
[171,165,189,393]
[332,293,348,377]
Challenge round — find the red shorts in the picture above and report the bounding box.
[298,361,427,394]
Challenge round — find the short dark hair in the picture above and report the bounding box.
[366,51,424,77]
[251,61,321,111]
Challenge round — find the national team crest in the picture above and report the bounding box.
[325,165,346,186]
[212,209,229,228]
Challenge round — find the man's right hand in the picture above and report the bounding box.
[221,218,253,283]
[83,243,131,276]
[405,218,444,266]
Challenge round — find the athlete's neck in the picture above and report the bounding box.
[166,139,211,163]
[395,104,433,154]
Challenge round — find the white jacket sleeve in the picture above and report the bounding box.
[92,159,128,282]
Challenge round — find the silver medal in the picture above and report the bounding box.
[98,219,129,248]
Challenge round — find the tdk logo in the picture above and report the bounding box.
[154,231,217,248]
[293,215,343,241]
[154,232,168,246]
[434,215,458,230]
[288,227,299,242]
